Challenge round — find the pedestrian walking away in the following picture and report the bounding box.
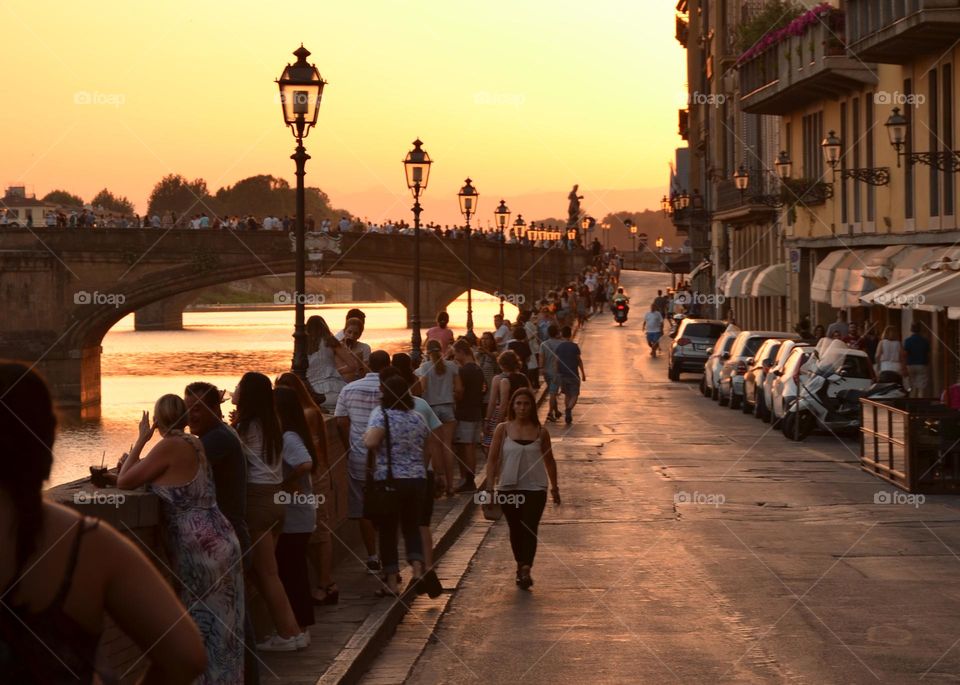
[484,387,560,590]
[554,326,586,425]
[643,304,664,357]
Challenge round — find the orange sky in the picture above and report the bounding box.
[0,1,686,225]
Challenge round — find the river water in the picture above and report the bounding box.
[52,293,515,487]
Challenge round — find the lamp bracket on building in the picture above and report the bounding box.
[838,167,891,186]
[904,151,960,173]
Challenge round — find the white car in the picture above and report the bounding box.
[758,340,811,422]
[770,346,815,424]
[718,330,799,409]
[701,326,741,400]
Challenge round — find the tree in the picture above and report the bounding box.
[91,188,135,215]
[147,174,217,217]
[42,189,84,207]
[214,175,292,217]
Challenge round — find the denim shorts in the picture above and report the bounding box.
[559,376,581,398]
[431,403,456,423]
[454,420,481,444]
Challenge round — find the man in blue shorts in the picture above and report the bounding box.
[643,303,664,357]
[540,324,564,422]
[555,326,586,425]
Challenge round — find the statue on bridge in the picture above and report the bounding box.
[567,185,584,228]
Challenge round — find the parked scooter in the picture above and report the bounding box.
[782,341,907,441]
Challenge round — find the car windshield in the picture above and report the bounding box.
[763,342,782,361]
[682,323,726,339]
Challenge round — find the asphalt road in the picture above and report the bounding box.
[394,270,960,684]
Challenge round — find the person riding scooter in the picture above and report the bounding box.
[612,288,630,325]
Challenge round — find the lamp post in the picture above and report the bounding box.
[566,227,577,281]
[513,214,529,302]
[276,45,326,381]
[403,139,432,364]
[458,178,478,337]
[626,219,637,269]
[494,199,511,316]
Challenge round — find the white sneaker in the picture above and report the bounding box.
[256,634,298,652]
[295,631,311,650]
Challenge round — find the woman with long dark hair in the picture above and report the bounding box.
[118,394,245,680]
[275,372,338,606]
[0,364,206,684]
[482,350,530,450]
[363,375,430,596]
[272,387,318,645]
[232,372,302,651]
[485,387,560,590]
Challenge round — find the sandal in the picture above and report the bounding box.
[312,584,339,606]
[517,565,533,590]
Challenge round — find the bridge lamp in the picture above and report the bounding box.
[458,178,479,337]
[494,200,511,316]
[276,45,326,383]
[403,138,432,363]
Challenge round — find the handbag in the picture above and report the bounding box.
[363,410,400,519]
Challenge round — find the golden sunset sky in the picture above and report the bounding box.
[1,0,686,225]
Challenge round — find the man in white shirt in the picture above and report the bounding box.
[493,314,512,350]
[334,350,390,572]
[642,304,664,357]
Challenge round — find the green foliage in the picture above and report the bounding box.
[91,188,135,215]
[734,0,804,54]
[42,189,84,207]
[147,174,218,218]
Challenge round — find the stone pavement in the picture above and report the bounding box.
[361,270,960,684]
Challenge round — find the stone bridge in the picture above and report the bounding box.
[0,228,587,416]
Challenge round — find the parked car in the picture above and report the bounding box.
[742,338,786,415]
[701,325,741,400]
[770,345,816,424]
[667,318,727,381]
[718,331,799,409]
[759,340,812,422]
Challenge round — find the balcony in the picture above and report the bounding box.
[713,175,778,224]
[737,7,877,115]
[846,0,960,63]
[679,108,689,140]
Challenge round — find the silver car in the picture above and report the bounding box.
[718,331,799,409]
[701,327,741,400]
[667,319,726,382]
[742,338,786,415]
[759,340,811,423]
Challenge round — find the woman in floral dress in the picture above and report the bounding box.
[118,394,244,684]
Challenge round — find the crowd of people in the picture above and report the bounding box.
[0,251,625,683]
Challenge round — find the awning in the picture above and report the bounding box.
[750,263,787,297]
[811,250,849,304]
[908,260,960,309]
[725,266,763,298]
[716,271,732,295]
[688,259,712,280]
[890,246,941,283]
[862,269,941,307]
[861,245,910,283]
[832,249,879,308]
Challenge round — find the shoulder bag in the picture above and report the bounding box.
[363,410,400,519]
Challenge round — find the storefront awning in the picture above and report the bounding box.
[889,246,941,283]
[908,260,960,309]
[831,249,879,308]
[810,250,849,304]
[724,266,763,298]
[861,245,910,283]
[750,263,787,297]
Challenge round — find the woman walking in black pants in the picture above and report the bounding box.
[485,387,560,589]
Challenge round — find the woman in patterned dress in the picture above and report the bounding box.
[118,394,244,684]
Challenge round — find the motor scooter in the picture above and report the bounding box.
[613,301,629,326]
[783,354,907,441]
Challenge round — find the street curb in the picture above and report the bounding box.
[318,479,488,685]
[317,320,587,684]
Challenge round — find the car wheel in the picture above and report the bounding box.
[729,392,741,410]
[741,392,753,413]
[718,386,729,406]
[668,365,680,382]
[700,376,709,396]
[711,385,719,401]
[756,393,769,422]
[781,411,814,441]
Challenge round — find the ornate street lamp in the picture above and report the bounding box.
[655,236,664,250]
[884,106,960,171]
[821,130,842,169]
[660,194,671,216]
[458,178,478,337]
[494,199,511,316]
[733,164,749,195]
[276,45,326,381]
[677,189,690,209]
[403,138,432,363]
[626,219,637,269]
[775,150,792,179]
[885,107,908,165]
